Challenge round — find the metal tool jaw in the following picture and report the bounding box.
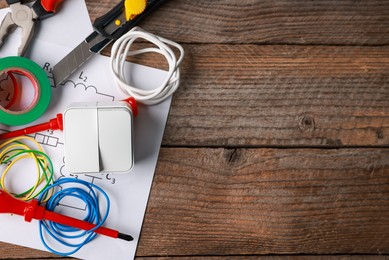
[0,2,38,56]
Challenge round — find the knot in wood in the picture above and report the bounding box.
[224,148,240,164]
[299,115,315,132]
[376,129,384,139]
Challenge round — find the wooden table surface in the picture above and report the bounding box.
[0,0,389,259]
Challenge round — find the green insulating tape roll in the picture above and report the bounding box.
[0,56,51,126]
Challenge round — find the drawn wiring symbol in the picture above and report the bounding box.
[42,62,114,102]
[57,169,104,211]
[58,162,116,211]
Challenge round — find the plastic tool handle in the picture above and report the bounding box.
[0,114,63,140]
[32,0,64,20]
[41,0,64,13]
[93,0,169,40]
[0,190,27,215]
[43,211,120,239]
[0,189,133,241]
[6,0,20,5]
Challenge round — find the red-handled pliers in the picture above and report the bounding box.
[0,0,64,56]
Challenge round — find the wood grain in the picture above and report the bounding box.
[136,257,389,260]
[0,148,387,258]
[137,148,389,256]
[85,0,389,45]
[0,243,57,259]
[103,44,389,147]
[0,1,387,45]
[161,44,389,147]
[0,0,387,259]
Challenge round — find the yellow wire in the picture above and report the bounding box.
[1,154,40,199]
[0,136,54,201]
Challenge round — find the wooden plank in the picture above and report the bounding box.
[160,44,389,147]
[0,1,386,259]
[0,148,387,258]
[0,1,386,45]
[0,4,386,148]
[85,0,389,45]
[136,257,389,260]
[0,243,58,259]
[137,147,389,256]
[100,44,389,147]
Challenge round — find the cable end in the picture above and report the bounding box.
[118,232,133,241]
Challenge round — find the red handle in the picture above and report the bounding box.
[44,211,119,239]
[0,189,131,240]
[0,114,63,140]
[0,190,27,216]
[40,0,64,13]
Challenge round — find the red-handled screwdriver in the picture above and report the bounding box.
[0,97,138,140]
[0,189,133,241]
[0,114,63,140]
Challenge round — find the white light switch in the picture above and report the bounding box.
[64,101,134,174]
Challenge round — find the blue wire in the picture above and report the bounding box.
[37,178,111,256]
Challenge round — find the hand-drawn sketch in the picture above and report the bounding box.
[0,1,171,259]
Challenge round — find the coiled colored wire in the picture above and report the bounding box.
[110,26,184,105]
[0,136,54,201]
[38,177,110,256]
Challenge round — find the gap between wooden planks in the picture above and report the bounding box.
[0,0,387,259]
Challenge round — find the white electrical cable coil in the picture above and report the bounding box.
[110,27,184,105]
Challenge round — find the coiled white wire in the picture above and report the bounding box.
[110,27,184,105]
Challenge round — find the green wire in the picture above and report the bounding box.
[0,149,54,199]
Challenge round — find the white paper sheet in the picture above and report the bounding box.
[0,1,170,259]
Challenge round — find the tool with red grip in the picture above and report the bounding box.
[0,113,63,140]
[38,0,64,14]
[53,0,168,85]
[0,0,64,56]
[0,188,133,241]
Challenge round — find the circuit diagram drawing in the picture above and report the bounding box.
[35,132,63,147]
[0,61,120,213]
[42,62,115,100]
[58,162,117,211]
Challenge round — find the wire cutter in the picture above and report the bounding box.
[0,0,64,56]
[52,0,168,86]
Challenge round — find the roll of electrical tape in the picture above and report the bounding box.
[0,56,51,126]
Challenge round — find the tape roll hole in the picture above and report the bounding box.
[0,69,39,114]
